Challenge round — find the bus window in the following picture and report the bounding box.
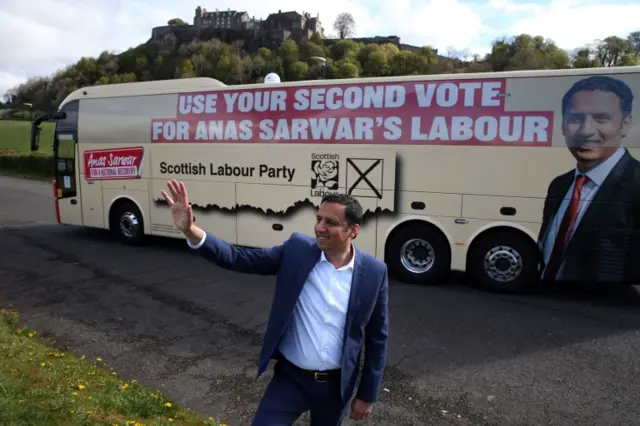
[54,100,79,199]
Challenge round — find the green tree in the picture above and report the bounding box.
[571,48,599,68]
[389,51,431,76]
[485,34,569,71]
[330,39,361,62]
[362,50,389,76]
[168,18,187,26]
[594,36,633,66]
[332,60,359,78]
[176,58,195,78]
[288,61,310,80]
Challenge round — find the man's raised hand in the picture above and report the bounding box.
[161,179,194,233]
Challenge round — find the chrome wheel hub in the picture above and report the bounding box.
[484,245,523,283]
[400,238,435,274]
[119,212,140,238]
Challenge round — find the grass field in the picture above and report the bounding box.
[0,119,54,156]
[0,309,225,426]
[0,120,54,180]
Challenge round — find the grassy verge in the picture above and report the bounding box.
[0,309,226,426]
[0,167,52,182]
[0,153,53,182]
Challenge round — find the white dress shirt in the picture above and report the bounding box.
[541,146,625,279]
[187,233,354,371]
[277,249,354,371]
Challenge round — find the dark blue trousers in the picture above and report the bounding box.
[251,358,351,426]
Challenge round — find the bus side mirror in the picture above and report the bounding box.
[29,111,66,152]
[30,123,41,152]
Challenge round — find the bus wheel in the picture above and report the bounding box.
[467,230,539,293]
[111,201,145,246]
[386,223,450,285]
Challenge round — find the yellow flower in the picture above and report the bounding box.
[27,332,34,338]
[168,419,174,423]
[78,384,86,390]
[40,362,46,367]
[164,402,172,408]
[121,383,129,390]
[96,357,102,362]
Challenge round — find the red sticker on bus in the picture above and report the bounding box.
[83,147,144,181]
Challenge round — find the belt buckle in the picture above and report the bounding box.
[314,372,328,383]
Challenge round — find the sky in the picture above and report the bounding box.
[1,0,639,96]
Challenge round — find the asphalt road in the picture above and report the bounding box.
[1,175,640,426]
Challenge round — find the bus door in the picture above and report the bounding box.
[53,100,83,226]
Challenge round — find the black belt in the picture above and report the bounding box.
[280,356,341,382]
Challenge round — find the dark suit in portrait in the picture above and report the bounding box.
[538,75,640,283]
[539,149,640,282]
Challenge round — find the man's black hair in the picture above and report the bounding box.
[562,75,634,118]
[321,193,363,226]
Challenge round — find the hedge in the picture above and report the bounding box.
[0,154,52,179]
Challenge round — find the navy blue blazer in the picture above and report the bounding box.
[194,231,389,403]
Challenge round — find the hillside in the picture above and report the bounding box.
[2,30,639,115]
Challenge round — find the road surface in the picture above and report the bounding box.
[1,175,640,426]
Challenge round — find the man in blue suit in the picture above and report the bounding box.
[161,180,390,425]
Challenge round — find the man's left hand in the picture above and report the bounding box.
[350,398,373,420]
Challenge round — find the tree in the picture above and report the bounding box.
[332,60,359,78]
[362,50,389,77]
[333,12,356,39]
[628,31,640,57]
[571,48,599,68]
[485,34,569,71]
[167,18,187,26]
[330,39,360,61]
[595,36,632,66]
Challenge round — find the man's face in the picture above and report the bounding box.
[314,202,358,252]
[563,89,632,170]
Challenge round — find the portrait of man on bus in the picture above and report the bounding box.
[537,75,640,284]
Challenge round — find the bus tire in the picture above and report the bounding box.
[386,223,450,285]
[466,230,539,293]
[111,201,145,246]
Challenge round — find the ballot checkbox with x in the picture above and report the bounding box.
[346,158,384,199]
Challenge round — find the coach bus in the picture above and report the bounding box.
[30,66,640,292]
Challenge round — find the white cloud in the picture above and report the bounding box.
[496,0,640,50]
[0,0,638,97]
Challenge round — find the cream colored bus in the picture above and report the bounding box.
[30,66,640,292]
